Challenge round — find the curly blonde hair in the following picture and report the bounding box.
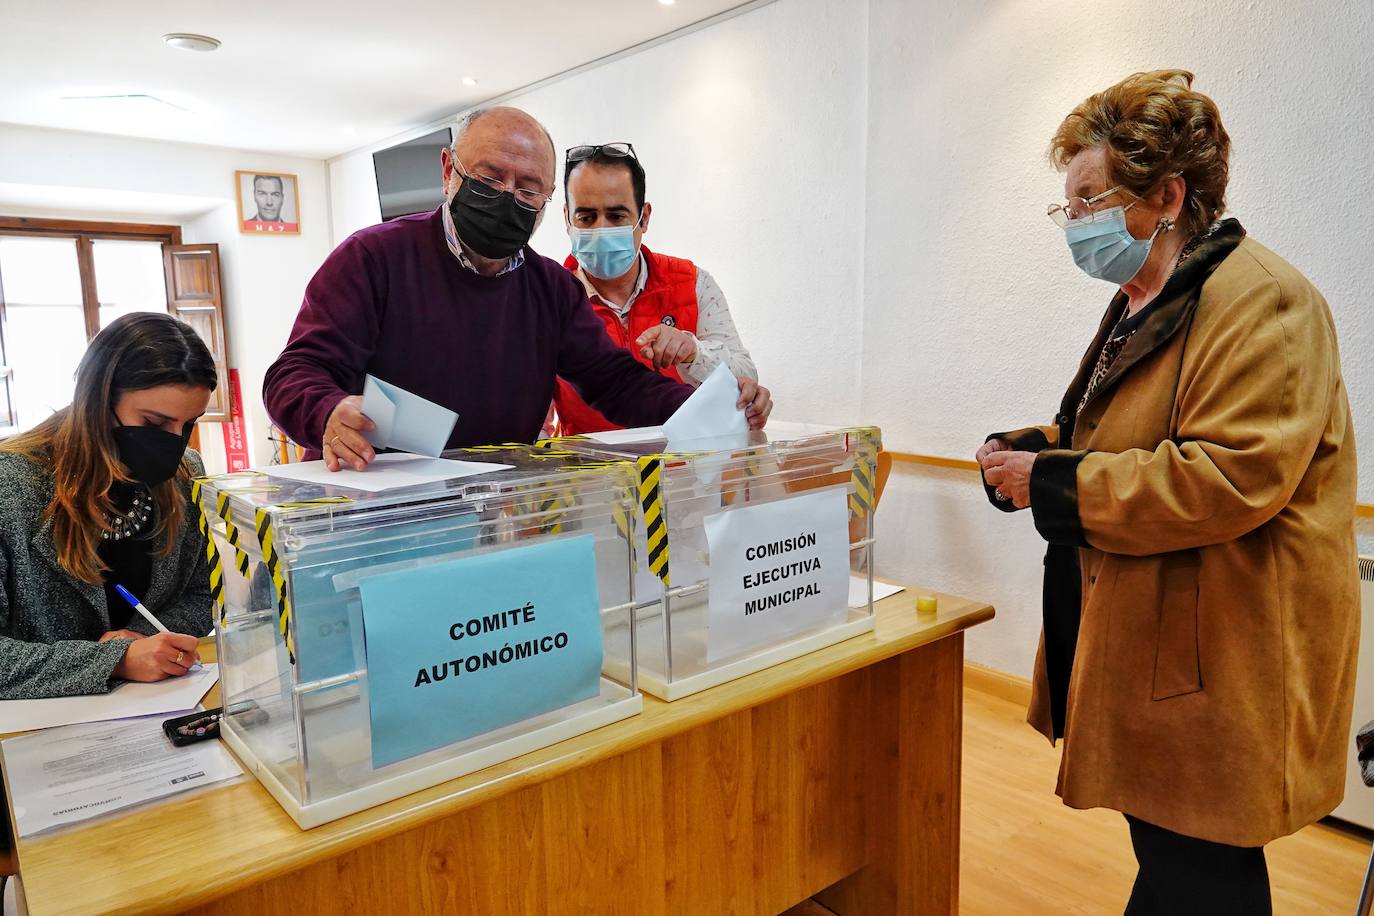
[1050,70,1231,237]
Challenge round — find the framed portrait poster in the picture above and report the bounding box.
[235,170,301,235]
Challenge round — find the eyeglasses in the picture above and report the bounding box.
[1046,185,1137,227]
[454,156,554,212]
[565,142,638,165]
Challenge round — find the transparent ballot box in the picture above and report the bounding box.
[545,426,882,700]
[196,449,640,828]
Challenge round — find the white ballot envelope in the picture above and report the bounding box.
[663,363,749,446]
[362,375,458,458]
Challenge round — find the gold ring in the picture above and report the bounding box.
[175,651,184,665]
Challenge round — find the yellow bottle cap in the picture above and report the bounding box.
[916,595,939,615]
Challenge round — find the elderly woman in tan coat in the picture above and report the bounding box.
[978,70,1359,915]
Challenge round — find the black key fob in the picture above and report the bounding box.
[163,707,222,746]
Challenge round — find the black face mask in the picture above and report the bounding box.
[113,424,190,486]
[448,176,539,260]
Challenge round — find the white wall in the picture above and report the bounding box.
[862,0,1374,676]
[328,0,870,425]
[323,0,1374,680]
[0,124,332,472]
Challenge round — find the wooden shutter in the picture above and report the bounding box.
[0,268,12,430]
[163,243,231,421]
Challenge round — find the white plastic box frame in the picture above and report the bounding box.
[198,447,641,828]
[549,426,882,700]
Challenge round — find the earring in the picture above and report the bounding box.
[1158,216,1176,233]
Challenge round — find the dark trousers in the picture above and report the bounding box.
[1124,815,1272,915]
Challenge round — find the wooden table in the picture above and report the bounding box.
[11,586,992,916]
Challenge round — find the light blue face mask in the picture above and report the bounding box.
[569,216,642,280]
[1064,204,1160,286]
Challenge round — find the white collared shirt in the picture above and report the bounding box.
[441,201,525,276]
[572,253,756,386]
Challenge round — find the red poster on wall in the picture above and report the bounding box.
[221,368,252,472]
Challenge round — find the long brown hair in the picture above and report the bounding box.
[1,313,218,583]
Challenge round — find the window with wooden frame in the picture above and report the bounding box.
[0,217,231,436]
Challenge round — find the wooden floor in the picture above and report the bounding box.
[785,682,1372,916]
[959,685,1373,915]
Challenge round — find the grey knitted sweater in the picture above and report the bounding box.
[0,449,213,699]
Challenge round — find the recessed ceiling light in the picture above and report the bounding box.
[162,33,221,52]
[462,76,479,87]
[658,0,676,5]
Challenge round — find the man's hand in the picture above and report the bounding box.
[112,632,201,682]
[980,450,1036,509]
[736,377,772,431]
[635,325,698,370]
[322,395,377,471]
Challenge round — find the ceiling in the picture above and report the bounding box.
[0,1,750,160]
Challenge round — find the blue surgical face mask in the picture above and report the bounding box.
[569,215,642,280]
[1064,205,1160,286]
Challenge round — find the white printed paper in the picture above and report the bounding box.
[663,363,748,447]
[847,575,905,609]
[3,712,242,836]
[258,454,511,494]
[702,488,850,662]
[361,375,458,457]
[0,664,219,733]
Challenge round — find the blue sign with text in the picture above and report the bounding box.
[358,535,604,769]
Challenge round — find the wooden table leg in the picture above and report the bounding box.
[815,634,964,915]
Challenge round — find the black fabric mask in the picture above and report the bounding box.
[448,176,539,260]
[113,424,190,486]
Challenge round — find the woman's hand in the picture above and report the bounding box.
[112,632,201,682]
[981,450,1036,509]
[635,325,698,369]
[975,438,1011,465]
[98,629,144,644]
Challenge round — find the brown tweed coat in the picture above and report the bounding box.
[986,222,1360,846]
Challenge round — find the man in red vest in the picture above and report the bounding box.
[551,142,763,436]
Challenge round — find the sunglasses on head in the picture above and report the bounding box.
[565,142,638,164]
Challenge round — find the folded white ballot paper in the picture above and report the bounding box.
[847,575,906,609]
[362,375,458,457]
[256,453,511,494]
[0,663,219,734]
[3,712,242,836]
[663,363,749,447]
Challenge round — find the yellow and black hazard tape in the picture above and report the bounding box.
[637,456,670,587]
[844,427,882,520]
[253,507,295,664]
[252,496,354,666]
[274,496,353,508]
[533,435,588,450]
[190,478,228,620]
[215,492,252,579]
[454,442,531,453]
[849,457,875,519]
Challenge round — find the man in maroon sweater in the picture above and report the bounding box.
[264,107,772,470]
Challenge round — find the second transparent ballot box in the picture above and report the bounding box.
[544,426,882,700]
[196,448,640,828]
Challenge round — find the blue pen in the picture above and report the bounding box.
[113,584,170,634]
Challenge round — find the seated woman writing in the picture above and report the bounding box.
[0,311,217,699]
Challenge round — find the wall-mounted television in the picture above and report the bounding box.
[373,127,452,221]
